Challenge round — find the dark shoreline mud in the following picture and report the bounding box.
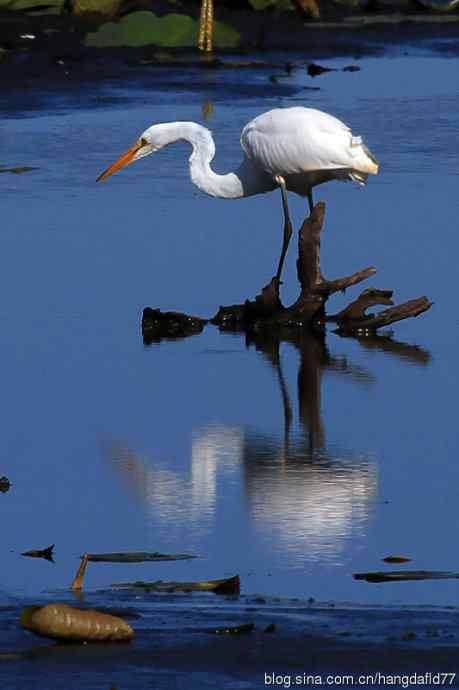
[1,593,459,688]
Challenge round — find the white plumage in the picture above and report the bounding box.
[241,107,378,194]
[97,106,378,283]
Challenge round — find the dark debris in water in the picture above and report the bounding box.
[383,555,412,564]
[203,623,255,635]
[0,165,37,174]
[21,544,54,562]
[20,543,54,563]
[307,63,361,77]
[307,62,337,77]
[142,307,207,345]
[354,570,459,583]
[0,476,11,493]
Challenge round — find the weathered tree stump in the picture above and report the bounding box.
[142,202,431,341]
[211,202,432,334]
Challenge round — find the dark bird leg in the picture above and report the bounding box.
[307,190,314,215]
[275,175,293,284]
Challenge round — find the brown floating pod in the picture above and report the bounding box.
[21,603,134,642]
[110,574,240,595]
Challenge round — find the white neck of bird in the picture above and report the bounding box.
[151,122,272,200]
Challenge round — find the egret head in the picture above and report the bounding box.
[96,125,163,182]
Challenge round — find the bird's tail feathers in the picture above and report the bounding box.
[350,138,379,176]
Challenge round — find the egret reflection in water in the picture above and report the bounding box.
[103,330,430,564]
[238,329,431,561]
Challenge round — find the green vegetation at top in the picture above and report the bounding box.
[84,11,240,49]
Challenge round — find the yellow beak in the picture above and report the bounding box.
[97,141,143,182]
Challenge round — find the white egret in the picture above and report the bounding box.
[97,106,378,283]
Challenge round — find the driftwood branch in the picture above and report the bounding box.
[142,202,431,340]
[211,202,431,334]
[334,296,432,333]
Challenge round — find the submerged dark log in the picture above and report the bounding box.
[142,307,207,344]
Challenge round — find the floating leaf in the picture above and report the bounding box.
[21,604,134,642]
[0,165,37,174]
[85,11,239,49]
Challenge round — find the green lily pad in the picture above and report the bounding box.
[85,11,240,49]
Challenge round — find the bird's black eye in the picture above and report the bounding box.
[139,137,148,147]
